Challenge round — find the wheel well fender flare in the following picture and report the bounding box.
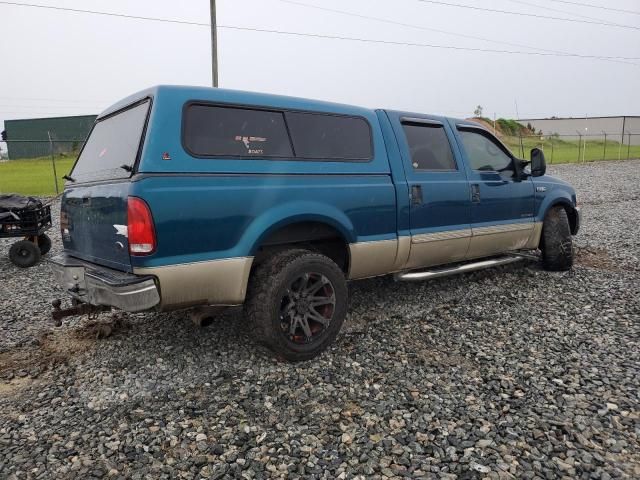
[542,199,578,234]
[244,202,356,256]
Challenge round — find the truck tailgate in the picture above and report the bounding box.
[61,182,132,271]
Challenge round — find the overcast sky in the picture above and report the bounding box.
[1,0,639,130]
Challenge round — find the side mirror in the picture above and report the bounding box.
[530,148,546,177]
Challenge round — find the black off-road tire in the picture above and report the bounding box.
[541,206,574,271]
[9,240,42,268]
[37,234,52,255]
[245,249,348,362]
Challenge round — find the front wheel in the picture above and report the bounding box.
[541,206,574,271]
[245,249,348,362]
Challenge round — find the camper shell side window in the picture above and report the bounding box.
[182,102,373,162]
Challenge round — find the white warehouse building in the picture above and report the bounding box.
[517,116,640,145]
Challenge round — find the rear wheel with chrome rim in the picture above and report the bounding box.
[245,249,348,362]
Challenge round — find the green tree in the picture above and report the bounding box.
[473,105,483,117]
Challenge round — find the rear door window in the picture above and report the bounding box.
[285,112,372,160]
[183,105,293,158]
[402,123,456,171]
[71,100,149,182]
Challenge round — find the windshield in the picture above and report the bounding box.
[71,100,150,182]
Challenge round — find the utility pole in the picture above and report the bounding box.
[210,0,219,87]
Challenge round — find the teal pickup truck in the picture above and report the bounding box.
[52,86,580,361]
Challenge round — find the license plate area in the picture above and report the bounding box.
[54,264,87,295]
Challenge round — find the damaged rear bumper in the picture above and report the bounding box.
[50,254,160,312]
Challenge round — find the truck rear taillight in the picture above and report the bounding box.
[127,197,156,255]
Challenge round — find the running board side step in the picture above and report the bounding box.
[394,255,524,282]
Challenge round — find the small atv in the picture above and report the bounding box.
[0,194,53,268]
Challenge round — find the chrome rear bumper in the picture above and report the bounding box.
[50,255,160,312]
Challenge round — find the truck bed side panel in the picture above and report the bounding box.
[129,174,397,269]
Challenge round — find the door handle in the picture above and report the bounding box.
[471,184,481,203]
[411,185,423,205]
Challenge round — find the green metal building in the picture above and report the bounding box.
[3,114,97,159]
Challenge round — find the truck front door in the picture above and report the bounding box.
[452,122,536,259]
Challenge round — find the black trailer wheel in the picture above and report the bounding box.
[9,240,42,268]
[37,234,52,255]
[541,206,574,271]
[245,249,348,362]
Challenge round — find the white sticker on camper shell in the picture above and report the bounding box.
[235,135,267,152]
[113,224,128,237]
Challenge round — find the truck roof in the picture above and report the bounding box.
[99,85,378,120]
[99,85,473,131]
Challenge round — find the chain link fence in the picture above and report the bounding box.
[0,140,84,196]
[502,133,640,164]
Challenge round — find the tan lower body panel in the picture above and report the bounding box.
[525,222,544,249]
[134,257,253,309]
[135,221,543,309]
[406,229,471,270]
[349,222,543,279]
[348,239,401,279]
[466,222,538,259]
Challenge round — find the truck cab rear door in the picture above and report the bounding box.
[390,113,472,270]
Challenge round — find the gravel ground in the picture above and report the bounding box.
[1,160,639,479]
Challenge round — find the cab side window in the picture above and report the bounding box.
[458,129,512,172]
[402,123,456,171]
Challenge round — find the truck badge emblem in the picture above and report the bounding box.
[113,224,128,237]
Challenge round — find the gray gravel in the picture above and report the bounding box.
[1,160,639,479]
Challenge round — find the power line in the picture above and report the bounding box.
[416,0,640,30]
[0,111,96,116]
[505,0,626,24]
[0,1,210,26]
[276,0,569,53]
[220,25,640,60]
[0,104,103,109]
[1,0,639,63]
[0,95,111,103]
[546,0,640,16]
[277,0,638,66]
